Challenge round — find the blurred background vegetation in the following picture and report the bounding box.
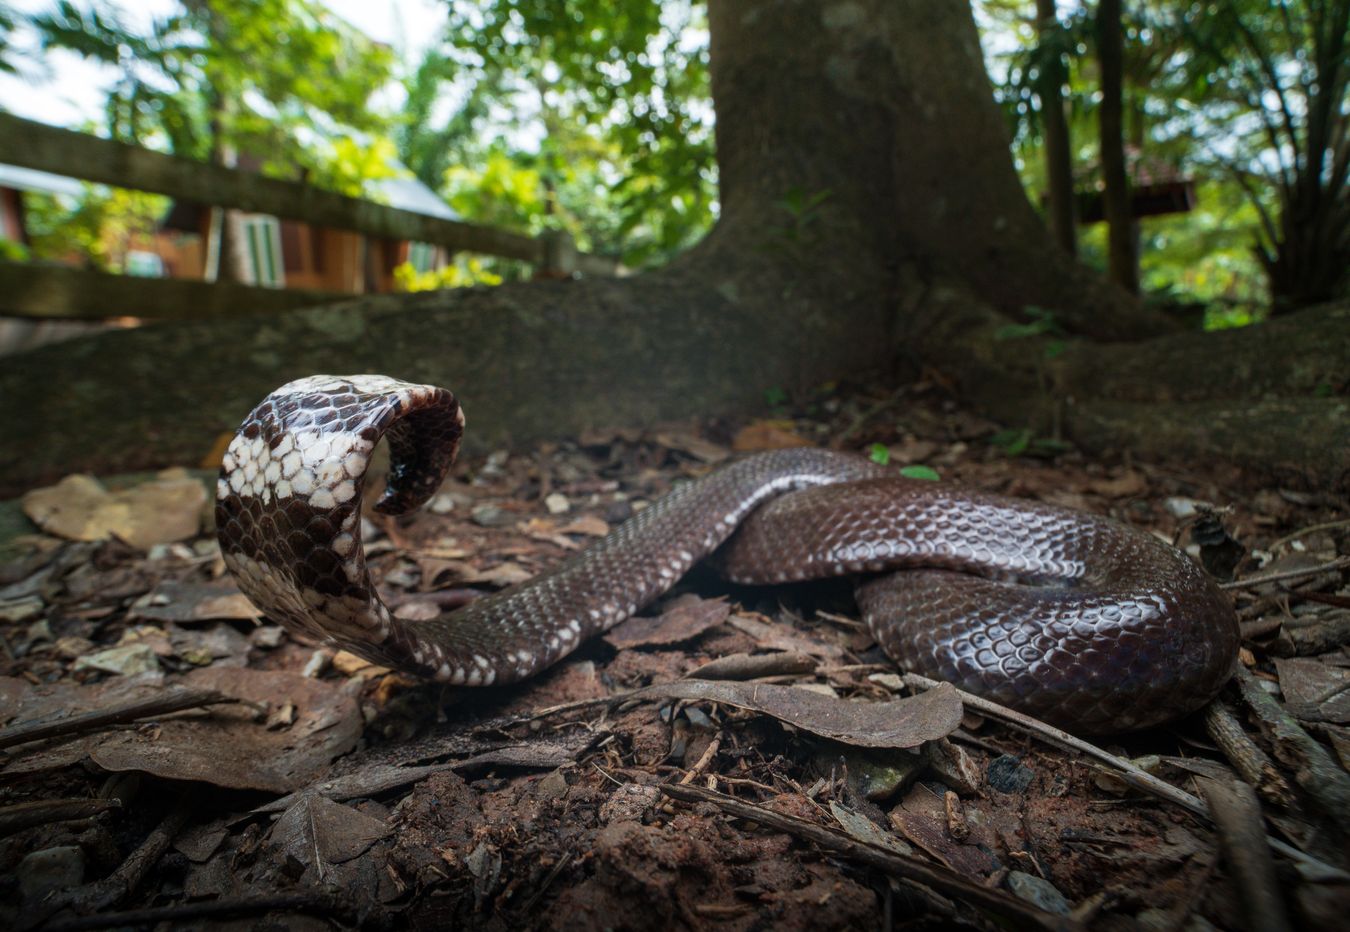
[1,0,1345,328]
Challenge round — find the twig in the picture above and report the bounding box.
[679,733,722,785]
[901,674,1207,817]
[901,674,1349,881]
[0,798,122,837]
[660,782,1079,932]
[1202,701,1296,808]
[1267,518,1350,554]
[0,689,238,751]
[29,800,194,930]
[1196,777,1293,932]
[42,893,350,931]
[1232,666,1350,834]
[1219,556,1350,591]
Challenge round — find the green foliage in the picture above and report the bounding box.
[899,465,941,481]
[988,428,1071,459]
[993,306,1067,358]
[30,0,395,178]
[983,0,1349,316]
[394,256,508,291]
[0,2,17,74]
[23,185,168,272]
[399,0,715,269]
[868,443,890,465]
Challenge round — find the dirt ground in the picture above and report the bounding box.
[1,378,1347,931]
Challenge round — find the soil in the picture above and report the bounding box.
[1,378,1347,930]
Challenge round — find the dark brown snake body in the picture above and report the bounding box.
[216,375,1238,734]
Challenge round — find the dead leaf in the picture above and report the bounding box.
[633,680,961,749]
[726,612,850,663]
[889,792,999,876]
[732,420,813,452]
[270,794,390,874]
[830,801,913,856]
[22,471,207,550]
[1088,470,1147,498]
[1275,658,1350,723]
[2,667,362,793]
[604,595,730,650]
[558,514,611,537]
[651,431,730,462]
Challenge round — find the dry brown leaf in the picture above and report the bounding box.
[1088,471,1148,498]
[633,679,961,749]
[732,420,813,452]
[1275,657,1350,723]
[558,514,611,537]
[1,667,362,793]
[604,595,730,650]
[22,470,207,550]
[651,430,730,462]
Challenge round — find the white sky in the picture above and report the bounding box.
[0,0,449,128]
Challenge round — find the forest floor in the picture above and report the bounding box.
[1,378,1347,931]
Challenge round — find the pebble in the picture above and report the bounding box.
[17,845,85,903]
[986,754,1035,793]
[543,493,570,515]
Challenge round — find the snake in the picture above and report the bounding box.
[215,375,1238,734]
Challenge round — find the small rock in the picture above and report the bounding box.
[17,845,85,903]
[72,643,160,676]
[986,754,1034,793]
[537,769,570,801]
[1164,496,1208,518]
[1006,870,1070,915]
[599,783,661,824]
[471,504,510,527]
[543,492,570,515]
[428,493,457,514]
[251,624,287,645]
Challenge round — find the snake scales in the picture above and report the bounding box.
[216,375,1238,734]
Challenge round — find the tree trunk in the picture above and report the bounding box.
[1096,0,1137,293]
[0,0,1345,496]
[1036,0,1077,256]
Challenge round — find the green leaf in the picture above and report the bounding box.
[899,465,940,481]
[869,443,891,465]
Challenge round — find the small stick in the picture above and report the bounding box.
[0,798,122,837]
[901,674,1208,817]
[1219,556,1350,591]
[1202,701,1295,808]
[661,782,1078,932]
[679,733,723,785]
[1196,776,1293,932]
[1233,666,1350,833]
[0,689,237,751]
[1267,518,1350,554]
[901,674,1349,881]
[42,893,349,932]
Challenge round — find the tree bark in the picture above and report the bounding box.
[1036,0,1077,256]
[1096,0,1137,293]
[0,0,1344,496]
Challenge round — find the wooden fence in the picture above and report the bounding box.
[0,113,619,322]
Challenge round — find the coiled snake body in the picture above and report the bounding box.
[216,375,1238,734]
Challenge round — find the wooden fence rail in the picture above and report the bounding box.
[0,113,620,314]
